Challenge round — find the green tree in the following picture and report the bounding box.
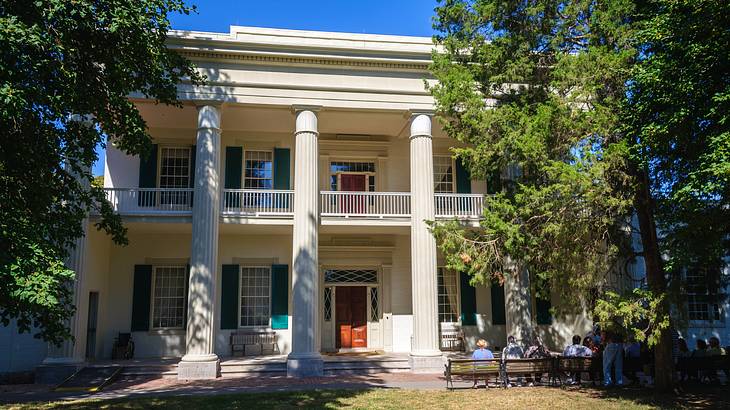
[429,0,636,323]
[0,0,203,344]
[621,0,730,389]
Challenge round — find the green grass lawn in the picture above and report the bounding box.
[3,386,728,410]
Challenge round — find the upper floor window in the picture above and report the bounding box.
[437,267,459,323]
[244,151,273,189]
[329,161,376,191]
[151,265,187,329]
[159,147,191,188]
[433,156,454,193]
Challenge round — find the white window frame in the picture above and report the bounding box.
[238,265,272,328]
[243,150,274,190]
[157,146,192,189]
[150,265,187,330]
[433,155,455,193]
[437,267,460,324]
[329,160,376,192]
[686,267,725,326]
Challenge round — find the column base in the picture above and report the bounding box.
[409,352,444,374]
[287,353,324,377]
[177,354,220,380]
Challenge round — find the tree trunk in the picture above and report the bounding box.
[634,167,674,391]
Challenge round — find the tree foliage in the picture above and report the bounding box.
[625,0,730,304]
[0,0,203,344]
[429,0,636,311]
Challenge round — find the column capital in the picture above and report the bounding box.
[291,104,322,113]
[294,108,319,136]
[409,112,433,140]
[196,104,221,132]
[193,99,224,108]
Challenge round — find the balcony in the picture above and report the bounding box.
[102,188,485,222]
[221,189,294,217]
[103,188,193,215]
[320,191,411,218]
[434,193,485,219]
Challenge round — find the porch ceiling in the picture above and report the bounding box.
[134,101,448,138]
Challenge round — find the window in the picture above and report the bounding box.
[151,266,187,329]
[324,287,333,322]
[433,156,454,193]
[324,269,378,284]
[329,161,376,191]
[159,147,191,188]
[686,267,723,322]
[239,266,271,327]
[244,151,273,189]
[437,268,459,323]
[369,287,379,322]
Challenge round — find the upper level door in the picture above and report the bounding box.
[339,174,367,213]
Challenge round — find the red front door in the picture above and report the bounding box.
[339,174,367,214]
[335,286,368,349]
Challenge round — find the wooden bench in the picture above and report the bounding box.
[502,358,556,387]
[444,358,502,389]
[230,330,279,356]
[677,355,730,382]
[556,356,595,385]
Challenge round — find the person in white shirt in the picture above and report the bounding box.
[563,335,593,385]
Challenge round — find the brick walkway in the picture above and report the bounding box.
[0,372,447,404]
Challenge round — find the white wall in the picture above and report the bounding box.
[104,144,139,188]
[0,321,47,373]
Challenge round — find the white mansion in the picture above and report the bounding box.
[2,26,726,380]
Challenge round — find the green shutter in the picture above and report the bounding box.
[224,147,243,189]
[184,264,190,329]
[189,145,196,188]
[455,157,472,194]
[273,148,291,190]
[486,170,501,194]
[221,264,239,330]
[271,264,289,329]
[536,298,552,325]
[490,283,506,325]
[138,144,158,188]
[131,265,152,331]
[459,272,477,326]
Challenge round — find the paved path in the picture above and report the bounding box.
[0,373,448,405]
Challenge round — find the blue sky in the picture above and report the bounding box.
[92,0,439,175]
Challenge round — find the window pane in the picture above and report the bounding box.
[152,266,187,329]
[433,156,454,193]
[240,266,271,327]
[437,268,459,323]
[244,151,273,190]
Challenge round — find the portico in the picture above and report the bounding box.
[32,26,585,383]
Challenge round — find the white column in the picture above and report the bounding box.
[504,258,533,345]
[408,113,442,372]
[179,104,221,380]
[287,108,323,377]
[43,220,88,364]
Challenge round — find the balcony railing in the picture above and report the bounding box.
[434,193,485,219]
[103,188,193,215]
[320,191,411,218]
[102,188,485,220]
[221,189,294,216]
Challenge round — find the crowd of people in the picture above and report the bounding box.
[469,330,728,388]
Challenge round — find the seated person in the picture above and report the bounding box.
[502,335,526,387]
[524,336,551,386]
[472,339,495,359]
[707,337,726,356]
[563,335,592,385]
[471,339,495,388]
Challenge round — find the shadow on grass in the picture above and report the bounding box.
[572,384,729,409]
[8,389,384,410]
